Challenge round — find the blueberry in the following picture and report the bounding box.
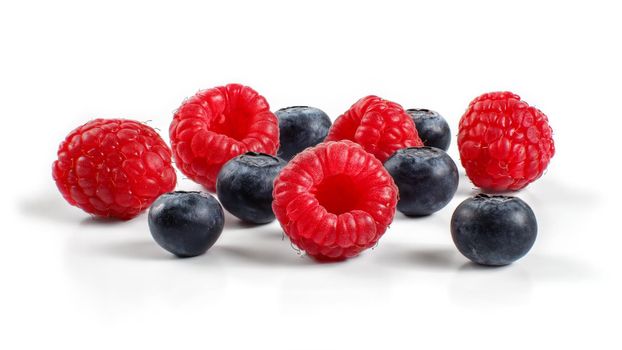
[384,147,458,216]
[275,106,331,161]
[148,191,224,257]
[216,152,286,224]
[406,108,451,151]
[451,194,537,266]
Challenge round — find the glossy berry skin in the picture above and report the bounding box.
[458,92,555,192]
[275,106,331,161]
[169,83,280,191]
[325,96,423,162]
[272,141,398,261]
[148,191,224,257]
[451,194,537,266]
[52,119,177,220]
[406,108,451,151]
[216,152,286,224]
[384,147,458,216]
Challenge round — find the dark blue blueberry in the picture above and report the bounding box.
[275,106,331,161]
[216,152,286,224]
[451,194,537,266]
[406,108,451,151]
[384,147,458,216]
[148,191,224,257]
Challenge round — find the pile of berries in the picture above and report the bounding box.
[53,84,554,266]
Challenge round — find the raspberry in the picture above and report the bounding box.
[325,96,423,162]
[169,84,279,191]
[52,119,177,220]
[458,92,555,192]
[272,141,398,261]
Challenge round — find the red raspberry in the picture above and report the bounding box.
[169,84,279,191]
[458,92,555,192]
[272,141,398,261]
[52,119,177,220]
[325,95,423,162]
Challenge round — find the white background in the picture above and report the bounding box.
[2,1,620,349]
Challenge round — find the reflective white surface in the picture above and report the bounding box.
[2,1,620,349]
